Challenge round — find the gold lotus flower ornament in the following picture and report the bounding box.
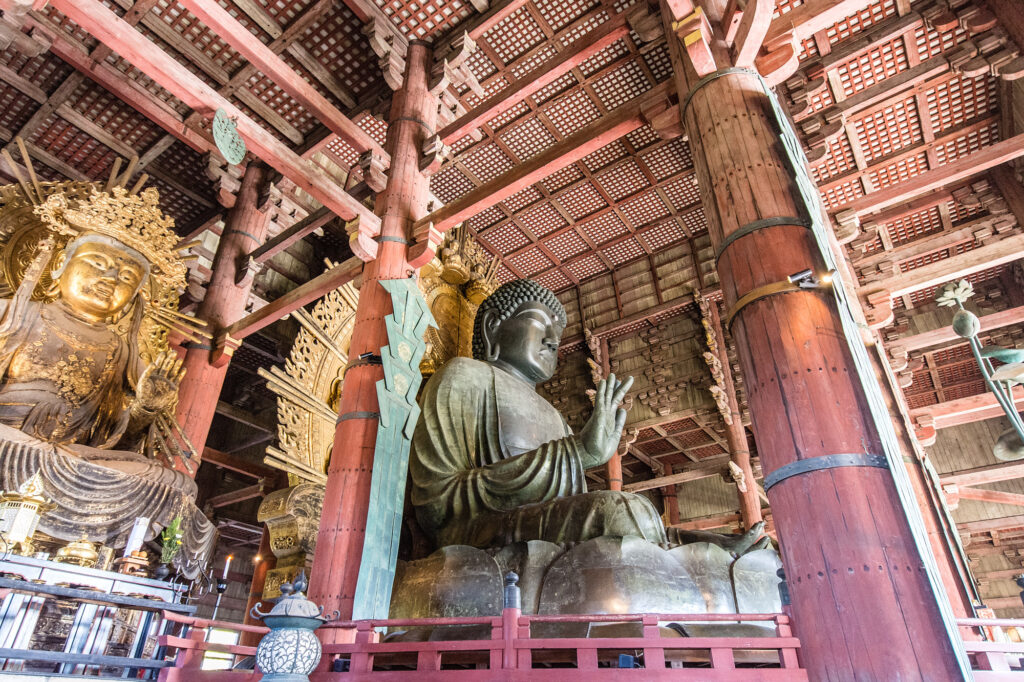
[33,187,188,293]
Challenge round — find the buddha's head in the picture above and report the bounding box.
[50,234,150,322]
[472,279,567,385]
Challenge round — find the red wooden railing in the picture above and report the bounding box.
[157,609,807,681]
[958,617,1024,680]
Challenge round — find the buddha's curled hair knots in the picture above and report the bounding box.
[471,279,567,361]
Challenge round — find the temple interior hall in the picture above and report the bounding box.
[0,0,1022,678]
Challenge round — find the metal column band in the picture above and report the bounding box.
[715,217,810,263]
[723,280,802,329]
[337,411,380,423]
[680,67,760,122]
[375,235,411,244]
[343,355,383,376]
[763,454,889,491]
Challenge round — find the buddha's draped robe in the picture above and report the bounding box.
[410,357,667,549]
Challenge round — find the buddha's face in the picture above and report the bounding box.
[56,240,147,322]
[483,300,564,385]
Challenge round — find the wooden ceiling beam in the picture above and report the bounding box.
[176,0,384,161]
[202,447,278,480]
[854,213,1008,272]
[225,256,363,340]
[912,385,1024,431]
[623,457,730,492]
[958,514,1024,535]
[869,232,1024,300]
[764,0,871,51]
[30,18,212,153]
[833,132,1024,221]
[207,480,267,509]
[413,80,672,237]
[439,10,633,145]
[890,305,1024,354]
[818,115,1001,196]
[955,486,1024,508]
[216,401,273,433]
[941,460,1024,489]
[49,0,380,235]
[247,206,335,266]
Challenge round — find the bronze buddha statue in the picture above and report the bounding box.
[397,280,778,626]
[411,279,763,552]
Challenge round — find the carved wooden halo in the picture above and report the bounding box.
[266,228,499,484]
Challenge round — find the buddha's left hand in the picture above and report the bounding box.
[134,351,186,413]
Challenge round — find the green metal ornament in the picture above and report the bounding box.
[351,278,436,620]
[212,108,246,165]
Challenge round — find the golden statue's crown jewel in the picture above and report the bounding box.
[34,187,188,291]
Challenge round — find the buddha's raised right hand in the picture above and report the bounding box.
[578,373,633,468]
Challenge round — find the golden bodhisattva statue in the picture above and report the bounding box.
[0,169,214,573]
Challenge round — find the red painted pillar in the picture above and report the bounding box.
[240,528,275,647]
[683,71,962,680]
[662,483,680,526]
[307,42,436,630]
[606,453,623,491]
[175,164,270,474]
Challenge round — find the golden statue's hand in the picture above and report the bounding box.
[134,351,185,414]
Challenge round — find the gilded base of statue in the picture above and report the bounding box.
[0,423,215,577]
[389,536,783,640]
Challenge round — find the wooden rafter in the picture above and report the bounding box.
[49,0,380,237]
[834,133,1024,220]
[414,80,673,237]
[911,385,1024,430]
[177,0,387,162]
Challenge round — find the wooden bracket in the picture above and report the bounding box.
[406,221,442,270]
[359,149,388,193]
[364,18,408,91]
[419,134,451,175]
[347,215,379,262]
[639,99,683,140]
[673,8,717,77]
[862,288,894,330]
[233,254,264,285]
[211,332,242,368]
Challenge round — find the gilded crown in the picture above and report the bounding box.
[34,187,187,292]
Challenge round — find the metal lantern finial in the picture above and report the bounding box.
[0,471,56,555]
[938,280,1024,458]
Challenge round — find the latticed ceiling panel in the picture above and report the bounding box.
[907,265,1009,307]
[852,96,922,164]
[297,3,384,98]
[933,120,1000,166]
[926,74,1000,134]
[579,211,630,246]
[811,134,857,185]
[374,0,474,40]
[544,228,591,260]
[885,205,944,247]
[833,34,908,98]
[518,201,568,238]
[0,49,74,95]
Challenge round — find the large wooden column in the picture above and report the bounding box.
[684,70,961,679]
[175,164,270,474]
[307,42,435,628]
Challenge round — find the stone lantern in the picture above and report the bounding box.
[0,472,55,555]
[250,570,336,681]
